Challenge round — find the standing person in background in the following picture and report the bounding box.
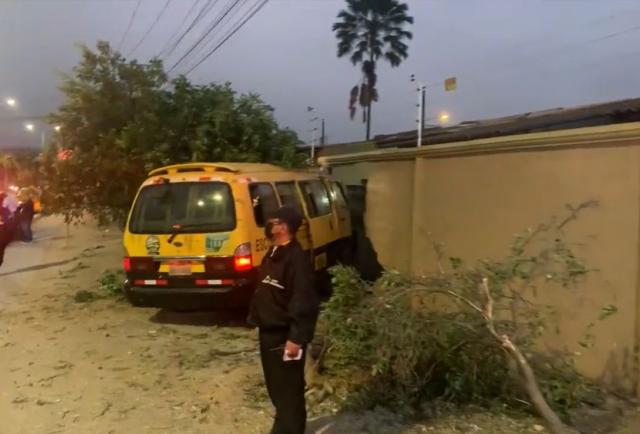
[3,190,18,216]
[16,196,35,242]
[0,192,11,267]
[248,206,320,434]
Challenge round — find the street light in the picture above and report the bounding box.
[438,112,450,124]
[24,122,46,146]
[54,125,61,132]
[5,98,17,108]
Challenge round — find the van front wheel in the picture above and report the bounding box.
[328,238,354,267]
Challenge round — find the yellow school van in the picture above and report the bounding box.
[122,162,351,309]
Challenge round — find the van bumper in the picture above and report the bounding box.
[123,277,255,310]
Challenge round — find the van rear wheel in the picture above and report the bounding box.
[124,291,144,307]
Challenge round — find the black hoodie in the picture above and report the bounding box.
[248,239,319,345]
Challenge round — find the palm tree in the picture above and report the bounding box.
[333,0,413,140]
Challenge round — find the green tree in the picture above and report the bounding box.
[43,41,303,225]
[332,0,413,140]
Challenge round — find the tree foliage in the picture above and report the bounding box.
[42,41,304,224]
[333,0,413,139]
[320,203,615,427]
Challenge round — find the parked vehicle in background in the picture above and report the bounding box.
[122,162,352,310]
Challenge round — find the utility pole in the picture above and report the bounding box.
[411,74,426,147]
[307,106,323,162]
[320,118,326,146]
[417,85,426,147]
[411,74,457,147]
[310,127,318,161]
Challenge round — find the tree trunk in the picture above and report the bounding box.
[365,50,375,141]
[366,102,372,141]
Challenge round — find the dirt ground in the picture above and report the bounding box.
[1,217,638,434]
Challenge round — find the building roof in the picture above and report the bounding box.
[373,97,640,149]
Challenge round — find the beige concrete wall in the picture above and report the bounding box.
[411,144,640,392]
[323,123,640,395]
[332,161,416,272]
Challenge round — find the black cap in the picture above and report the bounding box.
[272,206,303,234]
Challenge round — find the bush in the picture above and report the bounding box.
[319,204,612,417]
[97,269,125,298]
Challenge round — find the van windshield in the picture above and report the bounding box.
[129,182,235,234]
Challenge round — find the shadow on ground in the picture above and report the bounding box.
[307,411,403,434]
[149,309,251,328]
[0,257,78,277]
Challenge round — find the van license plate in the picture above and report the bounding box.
[168,260,192,276]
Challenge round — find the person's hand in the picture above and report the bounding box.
[285,340,301,358]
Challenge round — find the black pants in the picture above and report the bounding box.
[19,217,33,242]
[259,329,307,434]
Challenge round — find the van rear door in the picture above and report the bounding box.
[127,181,238,273]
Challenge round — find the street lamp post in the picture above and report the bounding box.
[410,75,457,147]
[24,122,47,147]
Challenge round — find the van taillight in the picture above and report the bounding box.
[124,257,155,272]
[234,243,253,272]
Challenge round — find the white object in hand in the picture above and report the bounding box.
[283,348,303,361]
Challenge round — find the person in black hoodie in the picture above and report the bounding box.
[16,196,35,242]
[248,205,319,434]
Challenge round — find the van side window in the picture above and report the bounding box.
[300,180,332,218]
[275,182,303,213]
[331,181,348,207]
[249,183,279,227]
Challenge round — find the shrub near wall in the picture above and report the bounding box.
[319,206,617,427]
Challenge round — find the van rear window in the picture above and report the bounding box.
[300,180,332,217]
[129,182,235,234]
[249,183,279,227]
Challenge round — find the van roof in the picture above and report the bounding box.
[148,162,286,177]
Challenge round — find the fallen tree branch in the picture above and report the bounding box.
[477,278,578,434]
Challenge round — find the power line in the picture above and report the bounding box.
[168,0,241,73]
[184,0,259,72]
[158,0,203,58]
[185,0,269,75]
[180,0,250,70]
[127,0,173,58]
[162,0,219,60]
[167,0,244,74]
[117,0,142,51]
